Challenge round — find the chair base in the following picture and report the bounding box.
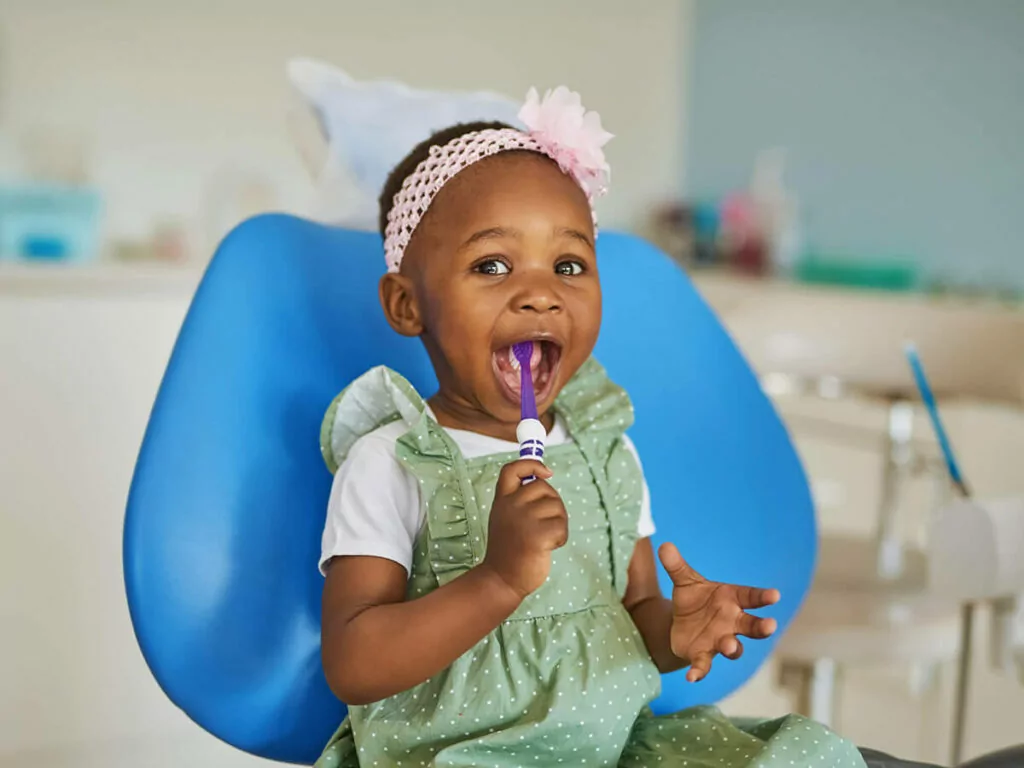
[859,747,943,768]
[958,746,1024,768]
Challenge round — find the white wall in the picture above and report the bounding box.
[0,0,691,259]
[0,287,279,767]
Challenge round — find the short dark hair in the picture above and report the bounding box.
[377,121,514,235]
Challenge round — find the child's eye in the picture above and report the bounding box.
[555,260,585,276]
[475,259,510,276]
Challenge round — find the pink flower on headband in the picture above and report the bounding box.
[518,86,613,198]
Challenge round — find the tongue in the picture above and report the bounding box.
[496,344,543,402]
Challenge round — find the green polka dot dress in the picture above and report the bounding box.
[315,359,866,768]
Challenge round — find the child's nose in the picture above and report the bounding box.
[514,278,562,314]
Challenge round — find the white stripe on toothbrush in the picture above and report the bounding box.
[516,417,546,484]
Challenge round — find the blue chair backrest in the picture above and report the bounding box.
[124,214,816,765]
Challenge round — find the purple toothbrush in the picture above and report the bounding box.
[511,341,546,481]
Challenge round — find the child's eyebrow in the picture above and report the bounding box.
[460,227,518,250]
[557,227,595,250]
[459,226,594,251]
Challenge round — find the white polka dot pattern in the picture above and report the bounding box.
[313,362,868,768]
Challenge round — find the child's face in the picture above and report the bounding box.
[388,152,601,428]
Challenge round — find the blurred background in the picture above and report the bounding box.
[1,1,1022,766]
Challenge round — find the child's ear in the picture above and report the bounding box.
[379,273,424,337]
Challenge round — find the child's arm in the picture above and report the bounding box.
[623,539,779,680]
[321,459,567,705]
[321,555,520,704]
[622,539,688,673]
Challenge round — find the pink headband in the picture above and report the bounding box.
[383,86,613,273]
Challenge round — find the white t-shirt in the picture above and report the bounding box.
[320,412,655,575]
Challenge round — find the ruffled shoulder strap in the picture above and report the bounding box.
[319,366,486,585]
[319,366,429,473]
[554,357,635,437]
[555,357,643,596]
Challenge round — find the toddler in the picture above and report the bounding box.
[315,86,866,767]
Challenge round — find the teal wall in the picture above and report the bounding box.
[685,0,1024,293]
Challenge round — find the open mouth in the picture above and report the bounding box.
[492,339,563,406]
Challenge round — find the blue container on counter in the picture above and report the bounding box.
[0,183,102,263]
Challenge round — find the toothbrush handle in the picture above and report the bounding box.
[516,418,546,484]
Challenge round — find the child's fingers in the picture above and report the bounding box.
[717,635,744,661]
[736,612,777,639]
[686,651,714,683]
[512,477,561,505]
[658,542,700,585]
[537,515,569,550]
[496,460,552,495]
[736,585,780,609]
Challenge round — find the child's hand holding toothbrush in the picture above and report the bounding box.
[479,459,569,600]
[479,338,567,601]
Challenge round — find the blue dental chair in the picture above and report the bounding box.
[124,214,817,765]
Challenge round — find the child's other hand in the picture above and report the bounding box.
[658,542,780,683]
[481,460,568,599]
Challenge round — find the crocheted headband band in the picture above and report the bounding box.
[383,86,613,273]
